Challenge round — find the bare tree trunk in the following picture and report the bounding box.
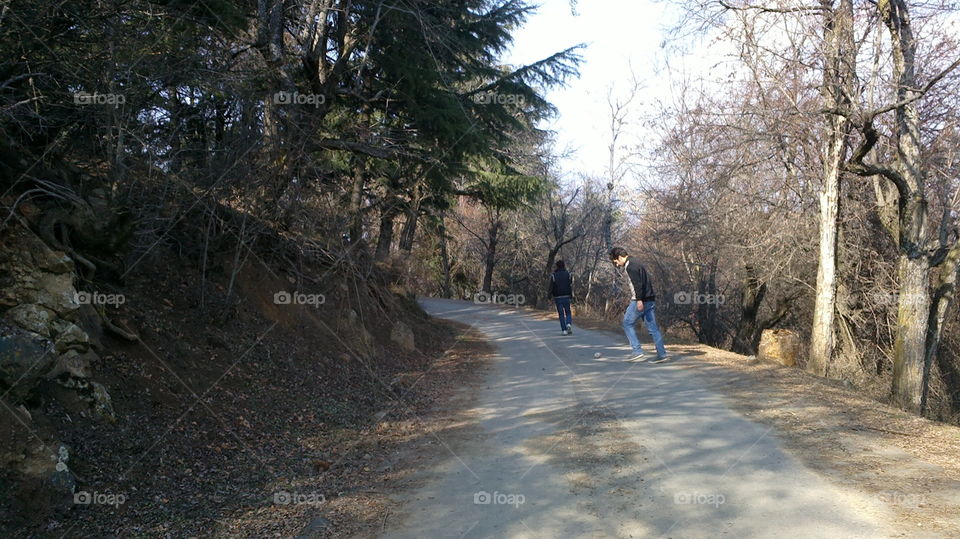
[584,267,594,304]
[255,0,295,219]
[923,243,960,412]
[374,208,396,261]
[481,218,501,294]
[810,124,843,375]
[732,265,766,355]
[883,0,929,412]
[810,0,853,377]
[348,167,365,243]
[697,260,723,346]
[603,188,614,253]
[838,0,956,413]
[398,201,419,251]
[437,214,452,298]
[894,252,930,411]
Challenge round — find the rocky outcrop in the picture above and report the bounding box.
[0,222,121,522]
[0,223,112,413]
[0,322,56,401]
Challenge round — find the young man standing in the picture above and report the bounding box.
[549,260,574,335]
[609,247,668,362]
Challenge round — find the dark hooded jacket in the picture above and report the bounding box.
[624,257,656,301]
[549,269,573,298]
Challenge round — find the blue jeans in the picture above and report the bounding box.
[554,297,572,331]
[623,300,666,357]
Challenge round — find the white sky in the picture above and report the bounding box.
[504,0,730,181]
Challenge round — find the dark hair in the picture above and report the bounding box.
[555,260,565,270]
[609,247,628,260]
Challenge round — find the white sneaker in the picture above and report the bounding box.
[561,329,568,336]
[626,353,647,362]
[567,326,573,335]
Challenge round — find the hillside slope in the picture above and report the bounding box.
[0,215,468,537]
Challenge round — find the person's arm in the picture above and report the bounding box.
[635,266,650,310]
[627,265,645,308]
[636,266,650,296]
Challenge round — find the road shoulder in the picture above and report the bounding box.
[316,322,496,538]
[669,344,960,536]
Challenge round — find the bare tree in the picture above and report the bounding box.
[809,0,855,375]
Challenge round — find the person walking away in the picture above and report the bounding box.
[550,260,574,335]
[608,247,668,362]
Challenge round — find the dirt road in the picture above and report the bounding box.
[378,299,896,538]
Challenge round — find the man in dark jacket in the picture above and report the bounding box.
[549,260,574,335]
[609,247,668,362]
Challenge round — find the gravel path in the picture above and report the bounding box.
[378,299,894,538]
